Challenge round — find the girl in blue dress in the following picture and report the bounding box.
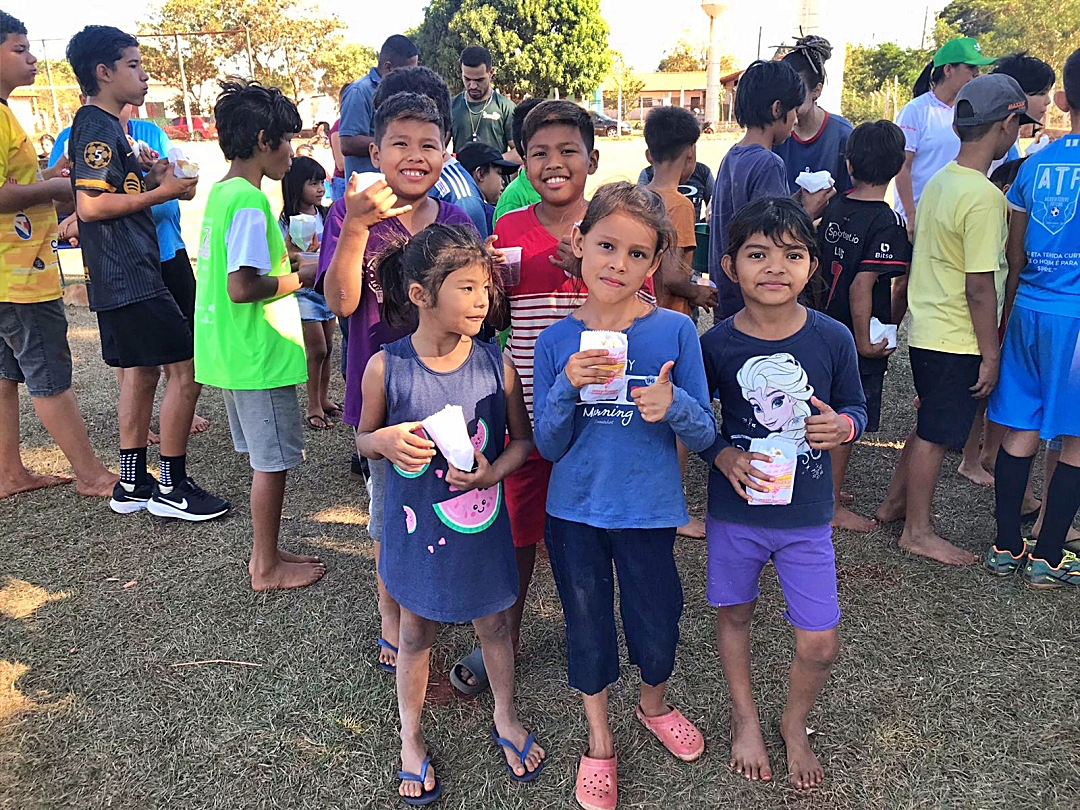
[355,224,544,805]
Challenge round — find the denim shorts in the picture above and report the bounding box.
[0,298,73,397]
[706,517,839,632]
[296,287,335,322]
[222,386,305,472]
[545,516,683,696]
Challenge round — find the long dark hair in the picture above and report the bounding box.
[278,155,327,229]
[373,224,506,330]
[782,34,833,88]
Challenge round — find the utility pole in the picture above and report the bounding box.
[244,26,255,79]
[39,39,61,132]
[921,5,929,50]
[174,32,193,135]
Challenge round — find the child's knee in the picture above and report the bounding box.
[473,611,511,645]
[796,629,839,668]
[308,344,328,365]
[398,619,436,654]
[717,601,755,630]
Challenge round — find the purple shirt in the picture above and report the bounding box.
[317,198,476,426]
[708,144,790,319]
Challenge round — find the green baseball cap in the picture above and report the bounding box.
[933,37,996,68]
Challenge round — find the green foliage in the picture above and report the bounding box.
[658,40,707,72]
[410,0,611,99]
[315,43,377,98]
[138,0,234,110]
[935,0,1080,72]
[602,51,643,118]
[841,43,929,124]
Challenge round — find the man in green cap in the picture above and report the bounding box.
[893,37,996,237]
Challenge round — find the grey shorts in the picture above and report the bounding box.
[0,298,73,397]
[367,456,388,542]
[222,386,305,472]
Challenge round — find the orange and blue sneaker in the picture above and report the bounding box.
[1022,549,1080,590]
[984,537,1035,576]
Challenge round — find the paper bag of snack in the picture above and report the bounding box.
[422,405,476,472]
[747,435,798,506]
[167,147,199,178]
[579,330,628,403]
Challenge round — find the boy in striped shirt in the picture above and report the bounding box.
[492,100,597,664]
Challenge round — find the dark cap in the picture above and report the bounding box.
[456,141,520,174]
[954,73,1037,127]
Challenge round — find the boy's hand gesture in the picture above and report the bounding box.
[631,361,675,422]
[970,355,999,399]
[348,176,411,228]
[805,396,850,450]
[374,422,436,473]
[715,446,775,501]
[564,349,617,389]
[445,449,497,491]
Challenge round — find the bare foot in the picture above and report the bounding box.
[832,505,877,534]
[677,517,706,539]
[780,719,824,790]
[380,614,399,670]
[400,735,435,801]
[278,549,321,563]
[730,711,772,782]
[839,491,854,505]
[190,414,210,434]
[494,717,546,777]
[875,497,905,524]
[958,460,994,487]
[146,429,160,446]
[0,470,72,499]
[249,559,326,591]
[323,401,343,419]
[898,527,977,566]
[76,469,120,497]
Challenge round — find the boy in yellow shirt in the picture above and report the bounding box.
[0,11,115,499]
[877,74,1030,566]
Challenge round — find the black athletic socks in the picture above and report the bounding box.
[994,448,1034,556]
[1033,462,1080,568]
[159,454,186,492]
[119,447,148,492]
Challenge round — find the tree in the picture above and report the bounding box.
[137,0,235,112]
[603,51,644,119]
[841,42,930,124]
[315,43,378,98]
[658,40,707,72]
[29,59,82,133]
[410,0,611,99]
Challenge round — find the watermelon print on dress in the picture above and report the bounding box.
[432,482,503,534]
[403,505,417,534]
[471,418,489,453]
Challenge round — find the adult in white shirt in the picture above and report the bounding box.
[893,37,994,236]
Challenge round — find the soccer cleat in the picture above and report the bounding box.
[984,537,1036,576]
[1022,549,1080,590]
[147,477,230,522]
[109,480,156,514]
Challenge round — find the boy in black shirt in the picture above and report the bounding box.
[67,25,228,520]
[816,120,911,532]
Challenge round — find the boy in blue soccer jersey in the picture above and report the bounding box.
[986,47,1080,588]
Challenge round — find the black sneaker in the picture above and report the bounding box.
[147,477,230,522]
[109,480,155,514]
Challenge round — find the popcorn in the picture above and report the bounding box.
[795,169,834,194]
[747,436,798,506]
[579,330,628,403]
[167,147,199,178]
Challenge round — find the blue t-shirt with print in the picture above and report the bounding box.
[698,309,866,529]
[1005,134,1080,316]
[50,118,185,263]
[339,67,380,177]
[533,307,717,530]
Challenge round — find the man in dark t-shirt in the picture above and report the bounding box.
[67,24,228,521]
[450,46,516,156]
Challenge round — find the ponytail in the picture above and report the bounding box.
[373,235,416,330]
[913,62,952,97]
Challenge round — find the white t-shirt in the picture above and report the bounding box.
[893,91,959,222]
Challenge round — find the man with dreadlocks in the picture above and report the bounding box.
[774,35,854,194]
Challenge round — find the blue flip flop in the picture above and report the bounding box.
[490,727,545,783]
[378,638,398,674]
[398,755,442,806]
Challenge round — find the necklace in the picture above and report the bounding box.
[466,93,495,141]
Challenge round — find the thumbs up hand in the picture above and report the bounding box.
[631,360,675,423]
[805,396,851,450]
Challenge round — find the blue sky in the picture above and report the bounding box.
[24,0,947,72]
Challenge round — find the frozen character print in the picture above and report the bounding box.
[736,353,815,453]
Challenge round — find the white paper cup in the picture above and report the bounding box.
[354,172,386,193]
[500,246,522,287]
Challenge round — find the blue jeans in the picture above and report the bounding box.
[545,516,682,696]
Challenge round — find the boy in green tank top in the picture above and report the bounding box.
[194,80,325,591]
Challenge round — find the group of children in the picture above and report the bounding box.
[4,9,1080,807]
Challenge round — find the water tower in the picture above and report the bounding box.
[701,2,729,126]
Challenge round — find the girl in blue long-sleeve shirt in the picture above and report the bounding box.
[532,182,717,810]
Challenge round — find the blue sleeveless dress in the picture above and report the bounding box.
[379,336,518,623]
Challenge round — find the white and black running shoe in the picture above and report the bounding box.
[109,481,155,514]
[147,477,230,522]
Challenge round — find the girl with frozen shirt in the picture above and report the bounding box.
[532,183,716,810]
[699,198,865,792]
[355,224,543,804]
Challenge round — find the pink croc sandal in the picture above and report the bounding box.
[635,705,705,762]
[575,752,617,810]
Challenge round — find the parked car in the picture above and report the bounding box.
[163,116,217,141]
[588,110,633,137]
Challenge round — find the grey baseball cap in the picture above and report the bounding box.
[954,73,1039,127]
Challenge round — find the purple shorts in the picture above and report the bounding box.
[706,516,840,632]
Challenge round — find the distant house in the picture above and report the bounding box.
[9,79,174,141]
[602,69,743,123]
